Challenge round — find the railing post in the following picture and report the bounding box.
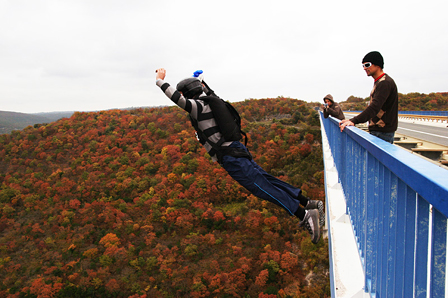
[415,195,429,298]
[430,208,447,297]
[364,154,377,294]
[393,179,407,298]
[402,185,417,298]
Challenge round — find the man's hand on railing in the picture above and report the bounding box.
[339,119,355,132]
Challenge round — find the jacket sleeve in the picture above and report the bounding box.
[326,105,342,118]
[156,79,199,119]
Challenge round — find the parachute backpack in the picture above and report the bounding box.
[201,93,247,146]
[179,71,248,155]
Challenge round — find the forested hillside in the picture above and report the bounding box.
[0,97,329,297]
[0,111,74,135]
[0,111,52,135]
[339,92,448,111]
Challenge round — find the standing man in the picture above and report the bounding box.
[339,51,398,143]
[322,94,345,120]
[155,68,324,244]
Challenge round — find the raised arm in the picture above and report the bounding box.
[155,68,199,118]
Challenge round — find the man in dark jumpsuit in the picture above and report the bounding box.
[155,68,324,243]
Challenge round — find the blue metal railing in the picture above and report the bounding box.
[321,112,448,298]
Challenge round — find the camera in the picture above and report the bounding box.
[324,103,328,108]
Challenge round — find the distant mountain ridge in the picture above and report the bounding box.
[339,92,448,111]
[0,111,75,134]
[0,107,169,135]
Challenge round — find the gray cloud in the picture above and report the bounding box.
[1,0,447,113]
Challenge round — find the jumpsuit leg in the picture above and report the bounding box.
[251,161,310,207]
[221,142,301,215]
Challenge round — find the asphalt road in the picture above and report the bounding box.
[396,122,448,146]
[344,112,448,146]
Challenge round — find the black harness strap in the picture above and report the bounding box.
[188,80,251,164]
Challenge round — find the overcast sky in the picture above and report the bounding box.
[1,0,447,114]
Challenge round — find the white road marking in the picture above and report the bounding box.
[398,127,448,139]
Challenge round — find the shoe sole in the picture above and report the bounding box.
[306,200,325,227]
[317,201,325,227]
[301,209,320,244]
[310,209,321,244]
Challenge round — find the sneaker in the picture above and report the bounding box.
[299,209,320,244]
[306,200,325,227]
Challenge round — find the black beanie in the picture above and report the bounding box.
[362,51,384,69]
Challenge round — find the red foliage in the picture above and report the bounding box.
[0,98,328,297]
[28,277,63,298]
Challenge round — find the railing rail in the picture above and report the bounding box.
[398,111,448,116]
[320,112,448,298]
[345,111,448,116]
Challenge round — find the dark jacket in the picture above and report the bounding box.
[350,74,398,133]
[323,95,345,120]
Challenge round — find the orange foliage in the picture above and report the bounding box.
[99,233,120,248]
[28,277,63,298]
[0,98,329,297]
[255,269,269,287]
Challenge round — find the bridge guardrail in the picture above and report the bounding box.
[398,114,448,123]
[398,111,448,116]
[320,112,448,297]
[345,111,448,116]
[346,111,448,123]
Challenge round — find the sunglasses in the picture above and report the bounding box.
[362,62,373,68]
